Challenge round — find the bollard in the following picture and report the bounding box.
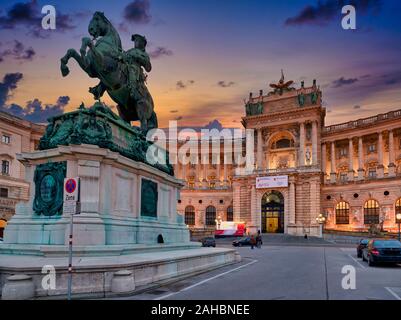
[2,274,35,300]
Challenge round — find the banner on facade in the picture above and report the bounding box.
[256,176,288,189]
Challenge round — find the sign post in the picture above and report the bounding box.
[63,177,80,301]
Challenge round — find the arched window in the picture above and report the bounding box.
[272,138,294,150]
[205,206,216,226]
[226,206,233,222]
[364,200,380,225]
[184,206,195,226]
[1,160,9,175]
[335,201,350,225]
[395,198,401,222]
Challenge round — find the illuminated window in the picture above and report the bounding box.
[184,206,195,226]
[336,202,350,225]
[368,168,376,179]
[205,206,216,226]
[364,200,380,225]
[2,135,10,144]
[339,148,347,157]
[273,138,294,149]
[227,206,233,222]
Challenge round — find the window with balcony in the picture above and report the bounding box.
[340,173,348,183]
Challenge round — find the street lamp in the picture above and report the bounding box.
[316,213,326,238]
[215,215,222,230]
[396,213,401,242]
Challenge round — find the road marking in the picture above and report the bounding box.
[385,287,401,300]
[154,259,258,300]
[347,254,367,269]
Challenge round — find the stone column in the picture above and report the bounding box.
[202,161,208,188]
[348,138,354,181]
[289,180,296,224]
[216,160,221,187]
[388,130,396,177]
[321,143,327,182]
[330,142,336,183]
[257,129,263,170]
[223,153,228,187]
[196,154,201,188]
[312,121,318,166]
[358,136,365,180]
[377,132,384,178]
[249,185,258,234]
[299,122,305,167]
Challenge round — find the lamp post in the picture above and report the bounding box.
[316,213,326,238]
[396,213,401,242]
[215,215,222,230]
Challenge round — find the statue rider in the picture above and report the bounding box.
[124,34,152,104]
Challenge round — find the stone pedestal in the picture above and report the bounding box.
[1,275,35,300]
[348,170,355,182]
[330,172,336,184]
[111,270,135,294]
[388,163,396,177]
[358,169,365,181]
[377,165,384,179]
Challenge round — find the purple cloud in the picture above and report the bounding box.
[0,0,76,38]
[0,73,23,107]
[0,40,36,63]
[285,0,381,27]
[332,77,359,88]
[217,81,235,88]
[149,46,173,59]
[176,80,195,90]
[123,0,152,24]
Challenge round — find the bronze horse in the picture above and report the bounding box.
[60,12,157,132]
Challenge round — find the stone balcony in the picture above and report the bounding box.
[323,109,401,135]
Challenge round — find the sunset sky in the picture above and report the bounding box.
[1,0,401,128]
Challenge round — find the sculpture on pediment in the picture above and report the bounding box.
[269,70,295,95]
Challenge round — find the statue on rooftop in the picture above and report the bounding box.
[269,70,295,95]
[60,12,157,133]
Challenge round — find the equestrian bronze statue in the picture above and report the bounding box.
[60,12,157,133]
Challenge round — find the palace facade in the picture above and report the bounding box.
[0,111,45,236]
[176,75,401,236]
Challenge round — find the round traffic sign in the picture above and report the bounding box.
[65,179,77,194]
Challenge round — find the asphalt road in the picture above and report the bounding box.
[129,236,401,300]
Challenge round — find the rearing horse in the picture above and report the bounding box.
[60,12,158,133]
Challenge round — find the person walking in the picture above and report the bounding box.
[256,230,262,249]
[250,235,256,250]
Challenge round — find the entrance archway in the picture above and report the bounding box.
[261,191,284,233]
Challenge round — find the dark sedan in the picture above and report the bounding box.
[357,239,369,258]
[200,237,216,247]
[232,237,252,247]
[362,239,401,266]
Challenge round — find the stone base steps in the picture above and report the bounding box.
[0,247,238,299]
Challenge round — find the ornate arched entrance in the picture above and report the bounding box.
[261,191,284,233]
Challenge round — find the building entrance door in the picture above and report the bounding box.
[261,191,284,233]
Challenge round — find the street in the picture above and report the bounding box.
[128,235,401,300]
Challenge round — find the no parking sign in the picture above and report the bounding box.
[63,178,80,215]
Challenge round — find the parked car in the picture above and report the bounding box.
[200,237,216,247]
[232,237,252,247]
[357,239,369,258]
[362,239,401,266]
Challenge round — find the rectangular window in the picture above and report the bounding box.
[368,144,376,153]
[1,135,10,144]
[340,173,348,182]
[1,161,10,175]
[0,188,8,198]
[368,169,376,179]
[339,148,347,157]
